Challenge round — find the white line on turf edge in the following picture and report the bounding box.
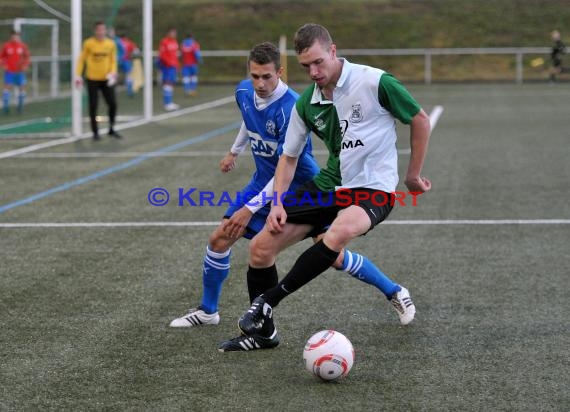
[0,219,569,228]
[0,96,235,160]
[429,105,444,132]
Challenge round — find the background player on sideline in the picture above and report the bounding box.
[1,30,30,114]
[181,32,202,96]
[119,32,139,97]
[75,21,121,140]
[159,28,180,111]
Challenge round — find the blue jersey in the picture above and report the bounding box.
[225,80,319,238]
[235,79,319,194]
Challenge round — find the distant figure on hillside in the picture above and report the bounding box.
[1,30,30,114]
[180,32,202,96]
[550,30,566,82]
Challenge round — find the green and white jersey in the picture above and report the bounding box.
[283,58,420,193]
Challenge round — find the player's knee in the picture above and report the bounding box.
[208,228,231,252]
[249,235,276,267]
[324,223,357,250]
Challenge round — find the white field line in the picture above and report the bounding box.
[429,105,444,132]
[1,219,569,228]
[0,96,235,160]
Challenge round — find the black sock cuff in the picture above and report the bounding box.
[315,240,341,261]
[247,264,278,280]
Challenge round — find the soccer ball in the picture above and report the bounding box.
[303,330,355,381]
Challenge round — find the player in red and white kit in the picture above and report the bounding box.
[181,33,202,96]
[119,33,139,97]
[1,30,30,113]
[158,28,180,111]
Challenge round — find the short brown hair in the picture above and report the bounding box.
[248,42,281,70]
[294,23,333,54]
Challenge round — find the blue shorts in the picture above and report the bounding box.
[4,72,26,87]
[161,66,177,84]
[223,181,270,240]
[182,65,199,77]
[119,60,133,74]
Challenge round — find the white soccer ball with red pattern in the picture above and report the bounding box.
[303,330,355,381]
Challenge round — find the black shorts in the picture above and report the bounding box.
[282,181,394,237]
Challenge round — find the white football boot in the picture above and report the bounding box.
[169,307,220,328]
[390,286,416,325]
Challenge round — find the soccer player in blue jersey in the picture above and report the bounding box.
[170,43,413,352]
[169,42,317,331]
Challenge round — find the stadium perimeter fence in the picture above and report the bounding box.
[24,46,556,100]
[0,46,560,139]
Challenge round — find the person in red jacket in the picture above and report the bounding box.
[1,30,30,113]
[158,28,180,111]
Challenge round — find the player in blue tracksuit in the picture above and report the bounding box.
[170,43,405,334]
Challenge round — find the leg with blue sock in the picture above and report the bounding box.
[2,88,10,113]
[189,75,198,94]
[163,84,173,106]
[126,74,134,97]
[17,89,25,113]
[182,76,191,94]
[339,249,400,299]
[200,245,231,314]
[169,245,230,328]
[339,249,416,325]
[163,83,179,110]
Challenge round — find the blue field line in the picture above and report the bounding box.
[0,122,240,214]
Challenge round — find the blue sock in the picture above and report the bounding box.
[200,246,231,314]
[163,85,173,105]
[126,78,133,96]
[3,90,10,112]
[340,250,401,299]
[190,77,198,91]
[17,92,25,112]
[183,78,190,93]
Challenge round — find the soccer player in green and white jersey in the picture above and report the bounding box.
[220,23,431,352]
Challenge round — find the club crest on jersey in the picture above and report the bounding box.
[315,118,326,131]
[313,111,327,131]
[349,104,363,123]
[266,120,276,136]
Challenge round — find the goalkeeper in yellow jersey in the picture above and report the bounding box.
[75,21,121,140]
